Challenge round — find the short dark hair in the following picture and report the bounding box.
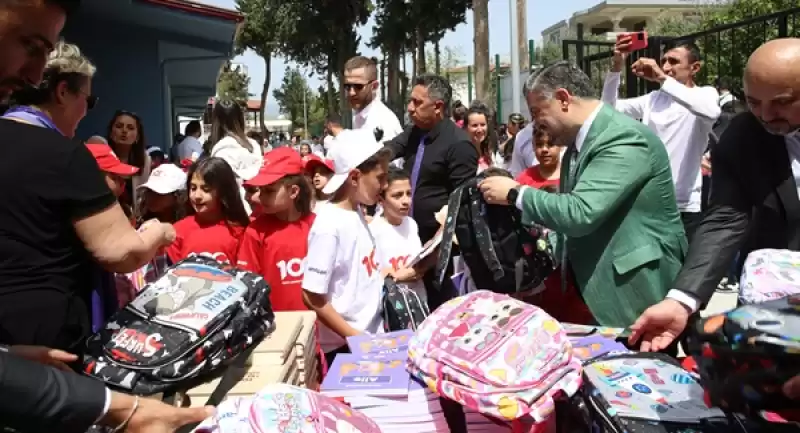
[185,120,202,137]
[386,167,409,186]
[414,74,453,116]
[667,41,702,63]
[721,99,747,114]
[44,0,81,14]
[277,174,313,216]
[482,167,513,179]
[344,56,378,81]
[525,60,596,99]
[326,113,342,126]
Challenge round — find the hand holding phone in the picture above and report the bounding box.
[616,31,648,52]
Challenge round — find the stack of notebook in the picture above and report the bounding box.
[290,311,319,388]
[319,330,448,432]
[184,310,318,406]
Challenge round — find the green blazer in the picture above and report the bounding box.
[521,104,686,327]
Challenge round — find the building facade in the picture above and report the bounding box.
[541,0,708,44]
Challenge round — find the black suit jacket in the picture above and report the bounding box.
[674,111,800,304]
[0,351,106,432]
[384,118,478,243]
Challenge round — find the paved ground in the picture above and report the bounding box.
[700,290,738,317]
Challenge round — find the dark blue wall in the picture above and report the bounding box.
[61,17,165,148]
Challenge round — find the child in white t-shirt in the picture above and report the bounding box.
[302,129,392,367]
[370,168,428,305]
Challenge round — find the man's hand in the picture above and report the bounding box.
[478,176,520,206]
[631,58,667,83]
[393,266,420,283]
[140,219,176,246]
[102,392,214,433]
[701,152,712,175]
[628,299,690,352]
[612,35,632,72]
[9,345,78,372]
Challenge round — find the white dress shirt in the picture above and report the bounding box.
[352,99,404,167]
[602,73,721,213]
[509,123,537,177]
[175,135,203,161]
[718,91,736,107]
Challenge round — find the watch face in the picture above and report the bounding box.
[507,187,519,203]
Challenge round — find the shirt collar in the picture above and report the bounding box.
[575,103,603,152]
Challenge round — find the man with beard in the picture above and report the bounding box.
[478,61,686,331]
[631,38,800,352]
[0,1,212,432]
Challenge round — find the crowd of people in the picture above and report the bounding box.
[1,1,800,432]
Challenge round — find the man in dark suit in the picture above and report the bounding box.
[630,38,800,351]
[384,73,478,309]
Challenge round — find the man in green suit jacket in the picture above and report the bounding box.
[479,61,686,328]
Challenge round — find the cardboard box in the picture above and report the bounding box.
[187,349,296,399]
[248,312,303,365]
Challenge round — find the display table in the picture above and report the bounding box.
[182,310,318,406]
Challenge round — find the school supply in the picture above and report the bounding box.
[571,335,629,362]
[347,329,414,357]
[578,352,759,433]
[435,173,556,295]
[82,256,275,395]
[739,249,800,305]
[688,295,800,421]
[407,290,582,427]
[320,352,410,398]
[382,277,430,332]
[192,384,382,433]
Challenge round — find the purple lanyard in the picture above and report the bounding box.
[409,134,428,217]
[3,106,64,136]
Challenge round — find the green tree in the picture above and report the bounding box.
[216,62,250,103]
[272,67,314,131]
[425,45,465,74]
[234,0,302,133]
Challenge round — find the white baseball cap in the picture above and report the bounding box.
[138,163,187,194]
[322,128,385,195]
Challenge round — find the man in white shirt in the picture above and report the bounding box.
[508,122,536,177]
[344,56,404,163]
[174,120,203,161]
[630,38,800,352]
[716,77,737,107]
[602,40,720,244]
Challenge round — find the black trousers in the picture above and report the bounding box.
[681,211,703,246]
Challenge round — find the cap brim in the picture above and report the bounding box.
[138,182,181,194]
[304,159,333,173]
[244,172,284,187]
[105,164,140,176]
[321,173,348,195]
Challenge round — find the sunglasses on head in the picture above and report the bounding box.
[86,94,98,110]
[343,81,375,92]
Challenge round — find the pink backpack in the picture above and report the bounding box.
[407,291,582,428]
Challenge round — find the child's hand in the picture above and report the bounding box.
[393,266,420,283]
[381,267,395,279]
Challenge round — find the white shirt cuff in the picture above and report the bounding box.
[95,388,112,424]
[666,289,700,313]
[515,186,530,210]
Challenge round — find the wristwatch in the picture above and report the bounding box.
[506,185,522,205]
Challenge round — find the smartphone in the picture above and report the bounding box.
[617,31,648,52]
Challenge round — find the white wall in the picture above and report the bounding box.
[498,71,531,121]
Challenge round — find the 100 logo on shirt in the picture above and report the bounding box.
[276,258,305,280]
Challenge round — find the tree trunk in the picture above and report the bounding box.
[473,0,491,102]
[415,27,426,76]
[517,0,529,70]
[387,44,401,116]
[259,54,271,135]
[410,37,417,81]
[434,39,441,75]
[326,57,335,114]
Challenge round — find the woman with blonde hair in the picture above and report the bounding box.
[4,41,97,137]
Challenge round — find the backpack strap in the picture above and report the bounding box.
[435,181,469,284]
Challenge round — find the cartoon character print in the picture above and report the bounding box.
[453,326,499,353]
[339,359,403,375]
[270,392,304,433]
[359,335,408,354]
[136,273,215,316]
[486,299,524,329]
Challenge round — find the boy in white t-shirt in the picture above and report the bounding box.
[370,168,429,305]
[302,129,392,366]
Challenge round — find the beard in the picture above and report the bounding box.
[757,117,800,137]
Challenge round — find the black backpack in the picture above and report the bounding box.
[382,277,430,332]
[435,172,556,295]
[82,256,274,395]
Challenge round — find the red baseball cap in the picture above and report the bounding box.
[86,143,139,176]
[303,154,335,173]
[245,147,304,186]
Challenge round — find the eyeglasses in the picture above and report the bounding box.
[78,90,97,110]
[343,80,375,92]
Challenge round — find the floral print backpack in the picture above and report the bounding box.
[407,291,583,430]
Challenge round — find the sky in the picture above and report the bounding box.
[203,0,599,116]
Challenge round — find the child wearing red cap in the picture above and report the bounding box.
[86,143,140,225]
[302,154,335,209]
[238,147,316,311]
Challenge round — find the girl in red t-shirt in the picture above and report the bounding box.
[238,148,315,311]
[167,157,250,266]
[516,128,562,189]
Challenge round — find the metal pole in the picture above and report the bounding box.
[303,84,308,139]
[467,65,473,102]
[495,54,502,118]
[509,0,521,114]
[529,39,535,69]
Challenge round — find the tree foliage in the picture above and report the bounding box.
[273,67,315,131]
[216,62,250,103]
[425,45,465,74]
